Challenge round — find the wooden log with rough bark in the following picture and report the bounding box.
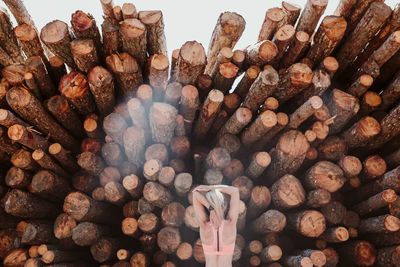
[106,52,143,99]
[204,12,245,75]
[174,41,206,85]
[258,7,286,42]
[335,2,392,77]
[264,130,310,183]
[40,20,76,69]
[138,10,167,56]
[296,0,328,36]
[306,15,347,67]
[6,86,79,151]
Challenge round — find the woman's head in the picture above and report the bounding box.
[206,189,227,221]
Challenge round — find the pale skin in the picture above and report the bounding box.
[192,184,240,267]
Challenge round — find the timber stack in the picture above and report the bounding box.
[0,0,400,266]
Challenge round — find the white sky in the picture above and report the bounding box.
[1,0,398,55]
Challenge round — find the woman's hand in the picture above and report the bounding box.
[193,185,211,192]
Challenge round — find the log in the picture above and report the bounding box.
[143,181,172,208]
[179,85,199,134]
[161,202,185,227]
[244,40,278,67]
[374,245,400,267]
[77,151,105,176]
[205,147,231,170]
[10,148,39,171]
[70,39,99,73]
[3,248,28,267]
[318,56,339,79]
[157,226,181,254]
[233,66,261,99]
[138,10,167,56]
[119,18,147,68]
[2,188,58,218]
[271,24,296,66]
[30,169,72,201]
[7,124,49,151]
[242,67,279,113]
[45,95,84,139]
[123,126,146,167]
[126,98,148,131]
[280,31,309,68]
[258,8,286,41]
[335,2,392,76]
[122,3,137,19]
[320,201,347,225]
[149,102,178,145]
[145,143,169,165]
[253,112,289,149]
[101,19,119,57]
[72,222,111,246]
[303,161,345,193]
[104,180,129,206]
[138,212,159,233]
[14,23,47,67]
[232,176,253,201]
[296,0,328,36]
[5,166,31,189]
[282,255,313,267]
[247,186,271,219]
[149,54,169,100]
[58,71,96,116]
[174,41,206,85]
[260,245,282,263]
[320,226,349,243]
[271,174,306,209]
[365,101,400,149]
[204,12,245,75]
[164,82,182,108]
[346,74,374,98]
[359,214,400,234]
[192,89,224,141]
[32,149,69,177]
[264,130,309,183]
[209,47,233,79]
[212,62,239,93]
[288,96,323,129]
[103,112,128,146]
[325,89,360,134]
[250,209,286,234]
[6,87,79,151]
[1,63,26,86]
[241,110,277,147]
[40,20,76,68]
[358,91,382,117]
[341,116,381,149]
[287,210,326,237]
[48,143,79,173]
[90,236,121,263]
[42,249,85,264]
[245,152,271,179]
[352,189,397,216]
[282,1,302,26]
[273,63,313,104]
[70,10,102,57]
[105,52,143,98]
[0,8,24,63]
[306,16,347,67]
[204,168,224,185]
[21,220,56,245]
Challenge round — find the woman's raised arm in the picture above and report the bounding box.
[192,190,210,226]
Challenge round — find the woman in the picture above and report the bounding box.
[192,184,240,267]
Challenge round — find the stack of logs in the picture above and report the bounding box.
[0,0,400,266]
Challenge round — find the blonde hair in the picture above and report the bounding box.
[206,189,225,221]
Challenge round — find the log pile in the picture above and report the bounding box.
[0,0,400,266]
